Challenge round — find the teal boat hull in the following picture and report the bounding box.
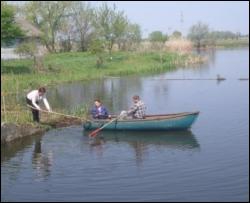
[84,111,199,131]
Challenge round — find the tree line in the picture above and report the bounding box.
[2,1,248,53]
[2,1,142,55]
[27,1,143,54]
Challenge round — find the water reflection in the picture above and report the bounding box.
[1,135,42,163]
[32,137,53,181]
[47,77,145,114]
[88,130,199,165]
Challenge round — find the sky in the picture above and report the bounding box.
[9,1,249,38]
[92,1,249,37]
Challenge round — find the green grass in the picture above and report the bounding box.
[1,51,191,93]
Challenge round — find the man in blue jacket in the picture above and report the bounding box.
[91,99,111,119]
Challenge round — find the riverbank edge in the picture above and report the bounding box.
[1,117,83,144]
[1,122,48,144]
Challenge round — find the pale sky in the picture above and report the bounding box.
[9,1,249,38]
[93,1,249,37]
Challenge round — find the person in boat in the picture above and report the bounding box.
[91,99,111,119]
[26,87,52,122]
[120,95,146,119]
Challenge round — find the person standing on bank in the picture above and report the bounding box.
[26,87,52,122]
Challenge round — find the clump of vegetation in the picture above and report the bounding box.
[89,39,105,68]
[165,39,193,54]
[70,104,89,120]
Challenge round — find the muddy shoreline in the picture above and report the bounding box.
[1,117,83,144]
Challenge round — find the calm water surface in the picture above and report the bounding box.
[1,48,249,201]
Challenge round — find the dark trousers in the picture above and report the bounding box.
[26,98,40,122]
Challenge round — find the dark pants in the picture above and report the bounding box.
[26,98,40,122]
[96,115,109,119]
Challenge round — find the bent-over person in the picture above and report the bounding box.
[26,87,51,122]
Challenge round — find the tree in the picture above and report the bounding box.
[1,2,24,45]
[113,10,128,50]
[71,1,95,52]
[15,41,44,72]
[172,30,182,39]
[94,3,128,57]
[149,31,168,42]
[89,39,105,68]
[127,23,141,43]
[188,22,209,48]
[25,1,73,53]
[122,23,141,51]
[58,18,74,52]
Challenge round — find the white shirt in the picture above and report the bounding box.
[27,90,51,111]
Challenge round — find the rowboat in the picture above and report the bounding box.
[83,111,199,131]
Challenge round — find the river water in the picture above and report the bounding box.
[1,48,249,201]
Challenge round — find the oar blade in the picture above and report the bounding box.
[88,116,120,138]
[88,128,101,137]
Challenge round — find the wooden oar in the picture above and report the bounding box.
[88,116,121,137]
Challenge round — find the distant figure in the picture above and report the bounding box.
[120,95,146,119]
[91,99,111,119]
[26,87,51,122]
[217,74,225,81]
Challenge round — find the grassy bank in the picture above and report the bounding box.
[215,38,249,48]
[1,51,204,124]
[1,51,204,92]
